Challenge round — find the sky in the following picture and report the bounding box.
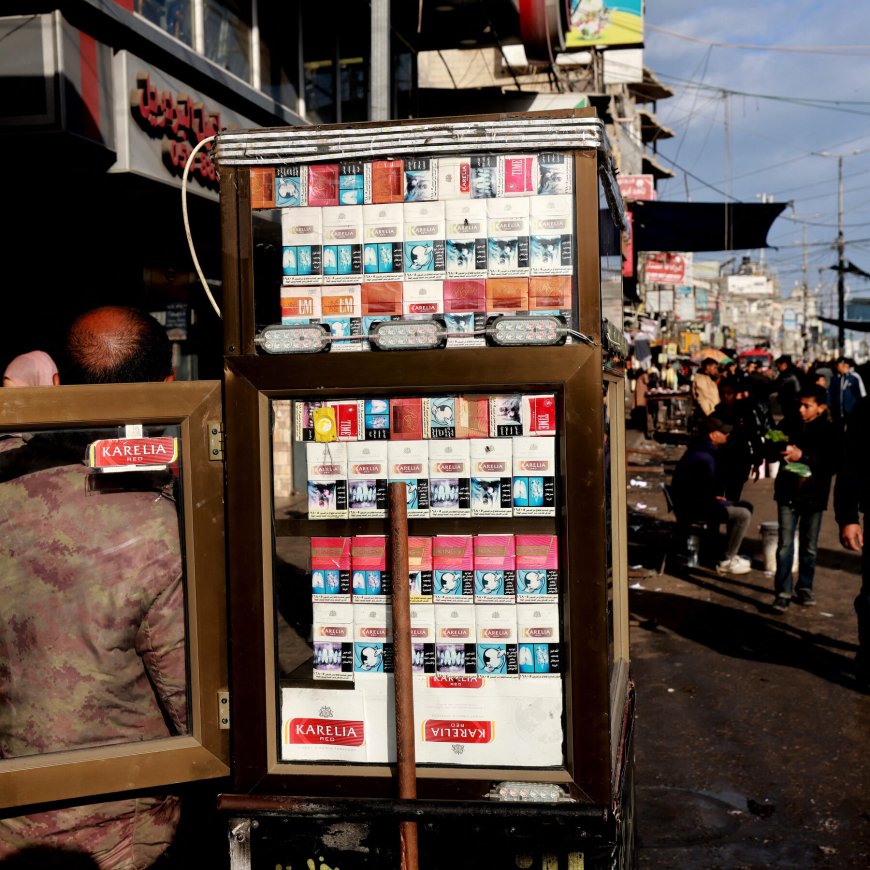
[642,0,870,316]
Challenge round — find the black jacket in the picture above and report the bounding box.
[835,395,870,525]
[773,413,837,512]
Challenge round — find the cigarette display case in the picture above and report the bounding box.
[216,109,633,817]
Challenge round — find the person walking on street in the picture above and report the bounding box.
[830,356,866,429]
[770,384,837,612]
[834,394,870,692]
[670,416,753,575]
[692,357,720,418]
[772,354,803,424]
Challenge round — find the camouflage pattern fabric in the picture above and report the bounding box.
[0,456,186,869]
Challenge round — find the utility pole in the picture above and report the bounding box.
[802,220,809,357]
[837,155,846,353]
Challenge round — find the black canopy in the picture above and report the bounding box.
[629,201,788,253]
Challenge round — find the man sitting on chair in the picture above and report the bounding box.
[670,416,753,575]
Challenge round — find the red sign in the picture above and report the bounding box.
[87,437,178,469]
[617,174,656,201]
[423,720,493,743]
[643,252,689,286]
[623,210,634,279]
[288,718,365,746]
[427,676,484,689]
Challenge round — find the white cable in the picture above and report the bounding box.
[181,135,221,319]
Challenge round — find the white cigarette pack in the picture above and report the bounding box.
[280,286,321,325]
[517,603,561,678]
[537,152,574,195]
[445,199,488,279]
[387,440,430,518]
[363,203,404,282]
[428,439,471,518]
[410,603,436,675]
[322,205,363,284]
[347,441,388,519]
[434,604,477,675]
[512,437,556,517]
[475,605,518,678]
[402,280,443,320]
[487,198,530,279]
[437,154,497,200]
[353,602,393,676]
[312,601,354,681]
[403,201,446,280]
[281,207,322,286]
[279,686,366,762]
[530,194,574,277]
[470,439,513,517]
[306,441,348,519]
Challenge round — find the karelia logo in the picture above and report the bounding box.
[443,628,470,638]
[288,718,364,746]
[291,225,314,234]
[459,164,470,191]
[321,627,347,637]
[408,303,438,313]
[371,227,397,237]
[482,628,511,638]
[479,462,506,472]
[494,220,523,232]
[538,218,566,230]
[519,460,548,471]
[359,627,387,638]
[410,224,438,236]
[449,222,481,233]
[428,676,483,689]
[423,720,493,743]
[314,465,342,475]
[326,228,358,240]
[525,628,554,638]
[410,627,430,638]
[436,462,463,473]
[396,463,423,474]
[352,464,382,475]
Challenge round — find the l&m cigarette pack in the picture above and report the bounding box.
[281,207,322,285]
[310,536,352,602]
[428,439,471,518]
[321,284,362,352]
[280,286,321,325]
[306,441,348,519]
[515,534,559,603]
[361,283,403,345]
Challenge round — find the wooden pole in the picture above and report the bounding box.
[389,483,419,870]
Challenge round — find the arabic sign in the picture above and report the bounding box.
[617,174,656,201]
[642,251,693,286]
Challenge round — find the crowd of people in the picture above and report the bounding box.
[629,349,870,692]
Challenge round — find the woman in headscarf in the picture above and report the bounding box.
[3,350,59,387]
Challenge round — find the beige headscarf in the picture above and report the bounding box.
[3,351,59,387]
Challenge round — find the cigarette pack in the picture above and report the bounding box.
[307,164,340,206]
[294,400,326,441]
[512,437,556,517]
[487,198,530,278]
[498,155,538,197]
[280,686,366,762]
[339,161,366,205]
[281,286,321,325]
[422,396,456,439]
[402,279,443,320]
[310,536,352,602]
[353,602,394,675]
[321,285,363,352]
[351,535,391,601]
[410,604,436,673]
[347,441,388,519]
[438,154,497,200]
[445,199,488,279]
[473,534,516,602]
[470,439,513,517]
[363,204,404,282]
[361,282,403,342]
[275,166,306,207]
[367,159,405,204]
[361,398,391,440]
[515,534,559,602]
[312,601,354,681]
[390,397,424,441]
[322,205,363,284]
[434,604,477,674]
[387,440,430,518]
[528,276,573,321]
[443,279,486,347]
[530,194,573,277]
[306,441,348,519]
[428,439,471,518]
[408,536,434,602]
[485,278,529,317]
[517,603,561,677]
[488,394,523,437]
[281,207,322,285]
[325,399,362,441]
[537,152,574,195]
[432,535,474,603]
[475,605,518,677]
[404,201,446,280]
[456,395,490,439]
[404,157,439,202]
[250,166,275,208]
[522,394,557,436]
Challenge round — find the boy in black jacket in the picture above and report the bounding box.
[772,384,837,611]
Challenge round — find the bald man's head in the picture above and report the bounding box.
[60,306,173,385]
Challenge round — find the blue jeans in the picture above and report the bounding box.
[774,504,823,597]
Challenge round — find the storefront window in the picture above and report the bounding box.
[135,0,194,47]
[204,0,252,82]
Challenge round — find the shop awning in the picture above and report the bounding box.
[629,200,788,253]
[818,315,870,333]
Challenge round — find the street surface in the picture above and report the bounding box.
[626,432,870,869]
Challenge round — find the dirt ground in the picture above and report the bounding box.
[625,431,870,869]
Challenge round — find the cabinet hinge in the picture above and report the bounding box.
[218,690,230,729]
[208,421,225,461]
